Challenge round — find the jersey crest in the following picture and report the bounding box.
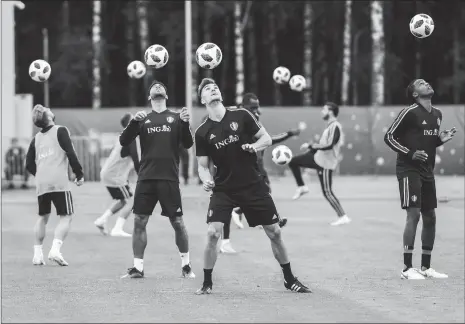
[167,116,175,123]
[230,122,238,131]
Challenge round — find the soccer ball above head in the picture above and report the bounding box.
[29,59,51,82]
[289,75,306,92]
[409,14,434,38]
[273,66,291,84]
[144,44,169,69]
[196,42,222,69]
[127,60,146,79]
[271,145,293,166]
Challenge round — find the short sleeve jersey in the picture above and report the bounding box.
[195,107,263,192]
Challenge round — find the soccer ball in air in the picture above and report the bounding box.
[196,42,222,69]
[273,66,291,84]
[409,14,434,38]
[144,44,169,69]
[29,59,51,82]
[289,75,306,92]
[271,145,293,166]
[127,60,146,79]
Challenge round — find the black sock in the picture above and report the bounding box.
[203,268,213,284]
[421,246,432,270]
[403,253,413,271]
[280,262,294,282]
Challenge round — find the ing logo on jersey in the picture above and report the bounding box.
[147,125,171,133]
[230,122,238,131]
[167,116,175,123]
[214,135,239,149]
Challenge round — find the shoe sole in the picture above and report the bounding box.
[95,224,108,235]
[49,257,68,266]
[292,191,309,200]
[195,288,212,295]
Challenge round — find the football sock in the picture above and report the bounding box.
[421,246,432,270]
[34,245,43,255]
[403,246,414,270]
[134,258,144,271]
[51,239,63,253]
[113,217,126,231]
[203,268,213,284]
[280,262,294,282]
[180,252,190,267]
[100,209,113,223]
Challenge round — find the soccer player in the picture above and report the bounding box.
[4,137,29,189]
[288,102,350,226]
[25,104,84,266]
[94,113,140,237]
[384,79,457,280]
[119,80,195,279]
[195,78,311,294]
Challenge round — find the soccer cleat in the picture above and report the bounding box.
[195,282,213,295]
[182,263,196,279]
[32,255,46,266]
[279,217,288,228]
[121,267,144,279]
[284,277,312,293]
[231,209,244,229]
[401,268,425,280]
[110,228,132,237]
[94,219,108,235]
[292,186,309,200]
[220,241,237,254]
[48,251,69,266]
[330,215,351,226]
[418,268,448,279]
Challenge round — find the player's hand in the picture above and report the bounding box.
[180,107,190,123]
[439,127,457,143]
[412,150,428,162]
[74,177,84,186]
[300,143,310,151]
[202,180,215,192]
[241,143,257,153]
[134,111,148,122]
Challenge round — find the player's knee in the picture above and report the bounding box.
[206,224,222,242]
[134,214,149,231]
[264,224,282,242]
[406,208,421,224]
[422,210,436,228]
[118,198,127,206]
[169,217,185,231]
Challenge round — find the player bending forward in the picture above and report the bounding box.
[194,78,311,294]
[289,102,350,226]
[119,80,195,279]
[384,79,457,280]
[94,113,140,237]
[26,105,84,266]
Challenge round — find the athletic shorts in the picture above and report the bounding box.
[133,180,183,217]
[397,172,437,211]
[106,185,133,200]
[207,180,280,227]
[38,191,74,216]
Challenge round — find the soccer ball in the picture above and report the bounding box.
[144,44,169,69]
[29,59,51,82]
[409,14,435,38]
[271,145,293,166]
[127,60,146,79]
[289,75,306,92]
[196,42,222,69]
[273,66,291,84]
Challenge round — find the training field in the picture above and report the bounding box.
[2,175,464,323]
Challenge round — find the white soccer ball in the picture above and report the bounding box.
[144,44,169,69]
[127,60,146,79]
[196,42,222,69]
[289,75,306,92]
[271,145,293,166]
[29,59,51,82]
[409,14,435,38]
[273,66,291,84]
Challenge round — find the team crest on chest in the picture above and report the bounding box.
[230,122,238,131]
[437,118,441,126]
[167,116,174,123]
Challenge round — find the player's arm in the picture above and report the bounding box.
[180,119,194,149]
[121,141,140,173]
[312,126,341,151]
[119,118,140,147]
[195,131,213,183]
[25,138,36,176]
[57,126,84,180]
[384,109,415,159]
[271,131,296,145]
[241,109,272,152]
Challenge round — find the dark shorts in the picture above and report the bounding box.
[207,180,280,227]
[133,180,183,217]
[106,185,133,200]
[397,172,437,211]
[38,191,74,216]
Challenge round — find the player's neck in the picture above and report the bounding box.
[151,101,167,113]
[417,98,432,112]
[206,101,225,121]
[326,116,337,124]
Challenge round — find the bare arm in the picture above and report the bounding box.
[251,127,272,152]
[197,156,213,184]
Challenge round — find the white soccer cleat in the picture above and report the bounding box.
[401,268,425,280]
[292,186,309,200]
[330,215,351,226]
[32,255,46,266]
[220,241,237,254]
[110,228,132,237]
[94,219,108,235]
[48,251,69,266]
[231,210,244,229]
[418,268,448,279]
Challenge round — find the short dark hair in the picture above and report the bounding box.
[120,112,132,128]
[198,78,216,98]
[241,93,259,109]
[32,104,49,128]
[148,80,167,96]
[406,79,418,101]
[325,102,339,117]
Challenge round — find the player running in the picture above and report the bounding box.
[384,79,457,280]
[195,78,311,294]
[94,113,140,237]
[288,102,350,226]
[26,104,84,266]
[119,80,195,279]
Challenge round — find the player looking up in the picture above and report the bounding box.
[384,79,457,280]
[119,80,195,279]
[194,78,311,294]
[26,104,84,266]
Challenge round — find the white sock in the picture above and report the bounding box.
[180,252,190,267]
[222,239,230,245]
[34,245,43,255]
[134,258,144,271]
[51,239,63,253]
[98,209,113,223]
[113,217,126,231]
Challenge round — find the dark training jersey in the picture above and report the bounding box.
[195,107,263,192]
[384,103,443,180]
[120,109,193,182]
